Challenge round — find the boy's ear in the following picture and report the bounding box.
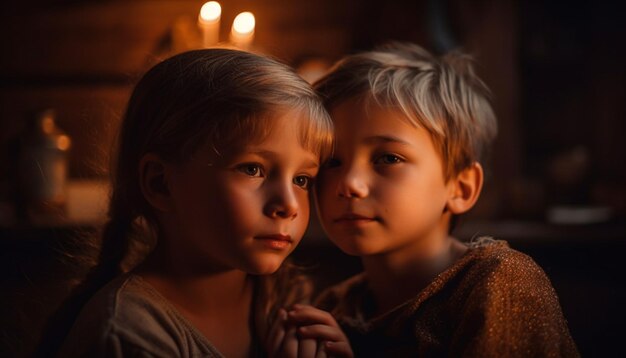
[139,153,173,212]
[446,162,484,215]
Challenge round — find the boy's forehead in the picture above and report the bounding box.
[331,98,414,131]
[329,98,437,151]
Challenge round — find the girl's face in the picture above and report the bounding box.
[316,99,454,258]
[165,109,319,274]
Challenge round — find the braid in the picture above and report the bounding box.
[34,192,138,357]
[92,214,134,285]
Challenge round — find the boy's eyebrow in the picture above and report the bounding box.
[363,135,412,146]
[249,150,319,169]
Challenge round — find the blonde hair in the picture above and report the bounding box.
[315,42,497,179]
[115,49,332,228]
[42,49,332,355]
[69,47,331,329]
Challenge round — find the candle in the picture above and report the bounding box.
[198,1,221,47]
[230,12,255,50]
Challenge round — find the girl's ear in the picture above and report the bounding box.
[446,162,484,215]
[139,153,173,212]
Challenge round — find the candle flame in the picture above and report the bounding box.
[200,1,221,22]
[233,12,255,35]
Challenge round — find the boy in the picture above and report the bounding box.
[297,43,579,357]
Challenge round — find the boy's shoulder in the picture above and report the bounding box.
[315,238,554,318]
[463,238,541,273]
[458,238,553,294]
[314,239,578,356]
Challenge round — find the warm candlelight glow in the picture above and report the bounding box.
[42,117,55,134]
[198,1,221,47]
[200,1,221,22]
[232,12,255,35]
[230,12,255,49]
[57,135,71,151]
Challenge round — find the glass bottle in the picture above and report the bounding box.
[18,109,71,223]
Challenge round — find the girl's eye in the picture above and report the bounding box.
[293,175,312,189]
[375,154,403,165]
[237,164,263,177]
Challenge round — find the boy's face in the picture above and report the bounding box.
[316,99,454,257]
[165,109,319,275]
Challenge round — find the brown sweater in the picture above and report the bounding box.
[316,240,579,357]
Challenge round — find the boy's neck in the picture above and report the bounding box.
[361,232,468,316]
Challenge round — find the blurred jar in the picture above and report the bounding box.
[18,109,71,222]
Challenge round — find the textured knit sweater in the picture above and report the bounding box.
[316,240,579,357]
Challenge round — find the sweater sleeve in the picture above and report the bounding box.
[449,250,579,358]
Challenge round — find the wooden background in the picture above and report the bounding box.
[1,1,625,356]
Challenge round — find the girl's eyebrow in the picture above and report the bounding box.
[363,135,411,146]
[248,150,319,169]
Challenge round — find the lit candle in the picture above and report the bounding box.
[230,12,255,50]
[198,1,221,47]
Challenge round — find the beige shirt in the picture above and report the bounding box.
[59,274,224,357]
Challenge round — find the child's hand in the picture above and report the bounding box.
[266,308,321,358]
[287,304,353,358]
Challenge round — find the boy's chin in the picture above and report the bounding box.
[333,239,385,257]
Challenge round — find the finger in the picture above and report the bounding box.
[266,309,288,356]
[324,341,354,358]
[315,341,328,358]
[282,325,299,358]
[297,324,346,342]
[298,338,317,358]
[287,305,338,327]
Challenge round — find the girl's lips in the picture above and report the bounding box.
[254,234,293,250]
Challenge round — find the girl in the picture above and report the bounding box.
[55,49,348,357]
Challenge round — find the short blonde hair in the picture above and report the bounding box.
[315,42,497,179]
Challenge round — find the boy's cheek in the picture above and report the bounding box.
[315,170,341,191]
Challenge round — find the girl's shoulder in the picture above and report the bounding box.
[59,274,223,357]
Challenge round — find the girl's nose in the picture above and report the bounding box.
[337,166,369,199]
[264,180,299,219]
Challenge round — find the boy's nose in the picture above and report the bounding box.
[264,181,299,219]
[336,166,369,199]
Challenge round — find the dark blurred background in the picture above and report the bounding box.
[1,0,624,356]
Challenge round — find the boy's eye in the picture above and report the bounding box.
[375,154,403,165]
[237,164,263,177]
[293,175,312,189]
[324,158,341,168]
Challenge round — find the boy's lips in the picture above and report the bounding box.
[334,213,378,224]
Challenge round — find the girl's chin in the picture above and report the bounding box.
[245,257,286,275]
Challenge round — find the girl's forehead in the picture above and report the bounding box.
[201,113,321,157]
